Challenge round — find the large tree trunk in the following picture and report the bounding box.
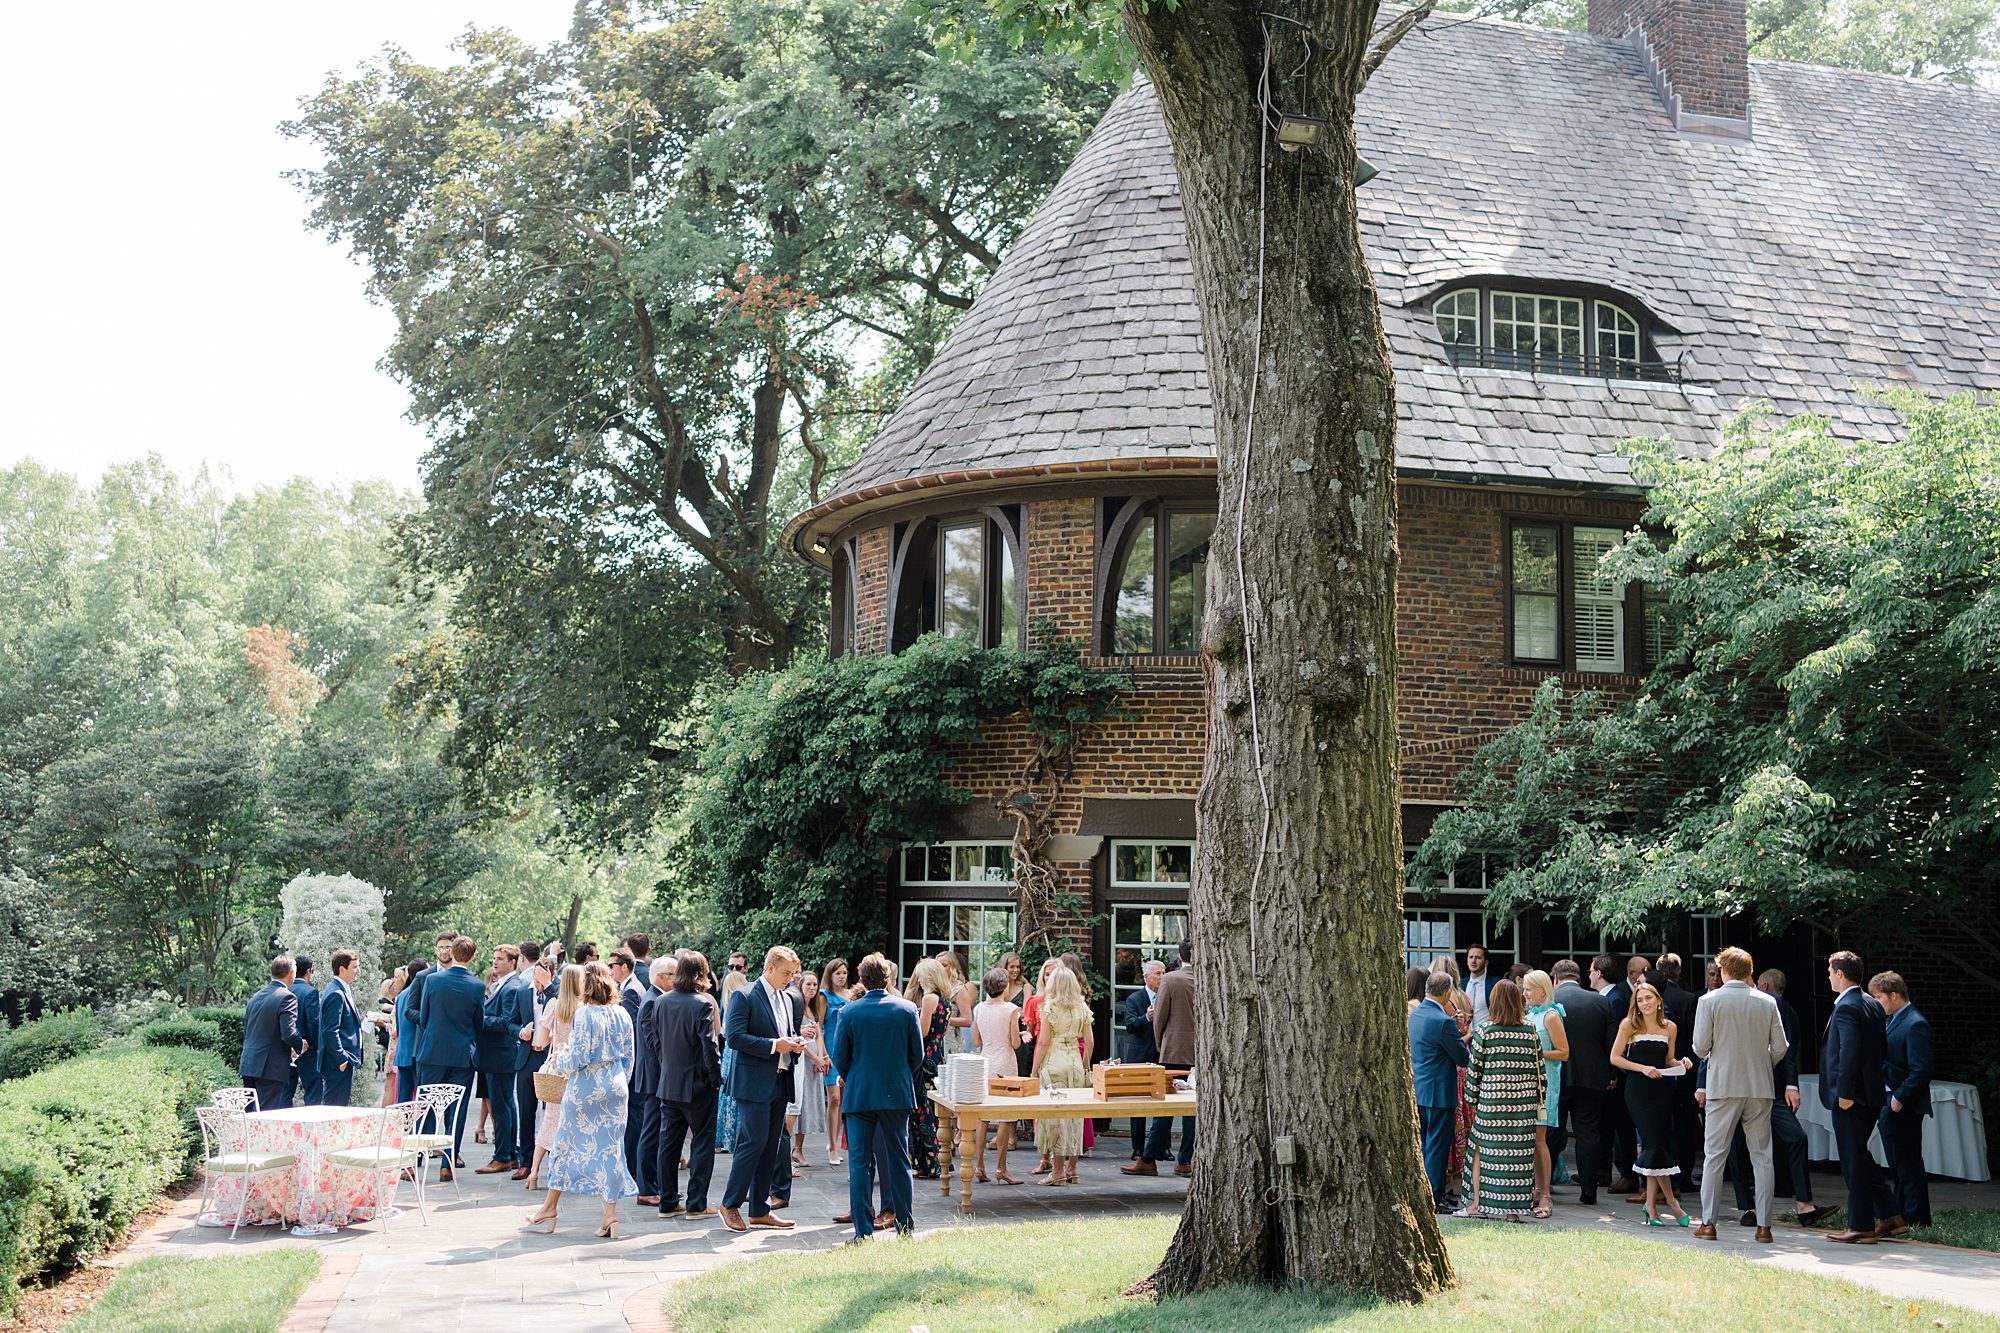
[1125,0,1453,1301]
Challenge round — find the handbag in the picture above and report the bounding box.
[533,1070,567,1104]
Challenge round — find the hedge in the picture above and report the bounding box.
[187,1006,246,1070]
[0,1009,104,1081]
[0,1046,231,1315]
[133,1018,225,1056]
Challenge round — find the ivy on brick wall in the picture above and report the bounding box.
[679,632,1128,965]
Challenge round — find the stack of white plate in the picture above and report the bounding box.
[943,1053,988,1104]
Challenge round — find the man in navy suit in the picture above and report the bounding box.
[317,949,366,1107]
[652,950,724,1219]
[830,952,923,1240]
[1410,970,1469,1212]
[412,935,498,1178]
[718,945,811,1233]
[630,958,671,1204]
[1868,971,1934,1235]
[280,956,321,1109]
[509,942,551,1180]
[611,949,657,1199]
[240,957,306,1111]
[475,944,535,1174]
[1602,952,1646,1192]
[1820,949,1888,1244]
[1119,961,1164,1160]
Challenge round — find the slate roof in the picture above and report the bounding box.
[787,13,2000,556]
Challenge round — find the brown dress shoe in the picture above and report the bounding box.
[1609,1177,1643,1195]
[683,1208,716,1220]
[438,1167,454,1182]
[1755,1227,1773,1243]
[476,1160,516,1175]
[1173,1164,1192,1177]
[833,1212,854,1224]
[1827,1229,1878,1244]
[1876,1217,1910,1239]
[718,1206,748,1233]
[1120,1161,1158,1176]
[1692,1223,1718,1239]
[510,1167,531,1181]
[748,1213,795,1229]
[874,1209,896,1229]
[636,1195,661,1207]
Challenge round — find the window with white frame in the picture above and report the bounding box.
[898,901,1018,983]
[1403,909,1519,975]
[1428,284,1667,382]
[1571,525,1627,673]
[1596,300,1640,367]
[1492,292,1584,363]
[1688,913,1726,981]
[901,841,1015,887]
[1107,904,1189,1044]
[1433,288,1479,348]
[1110,840,1195,888]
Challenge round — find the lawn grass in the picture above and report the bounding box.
[1918,1209,2000,1252]
[664,1215,2000,1332]
[66,1251,320,1333]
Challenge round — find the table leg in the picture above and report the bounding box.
[958,1111,978,1214]
[940,1108,953,1197]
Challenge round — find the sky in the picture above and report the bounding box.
[1,1,572,495]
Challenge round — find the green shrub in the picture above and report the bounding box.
[188,1007,246,1069]
[0,1009,104,1080]
[134,1019,225,1056]
[0,1046,231,1315]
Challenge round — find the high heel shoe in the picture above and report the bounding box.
[595,1218,621,1239]
[522,1210,557,1233]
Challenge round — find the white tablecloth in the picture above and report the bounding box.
[1796,1075,1990,1182]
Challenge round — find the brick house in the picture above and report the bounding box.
[782,0,2000,1059]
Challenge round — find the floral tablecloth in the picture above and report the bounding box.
[198,1105,401,1235]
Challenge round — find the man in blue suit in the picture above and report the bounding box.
[651,951,723,1219]
[475,944,535,1175]
[1410,970,1469,1213]
[1868,971,1934,1235]
[412,936,496,1179]
[509,942,551,1180]
[718,945,810,1233]
[240,957,306,1111]
[392,960,426,1103]
[1820,949,1889,1244]
[830,952,923,1240]
[280,956,321,1109]
[318,950,366,1107]
[630,959,670,1204]
[1120,961,1163,1160]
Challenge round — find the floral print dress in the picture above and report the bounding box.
[908,997,948,1175]
[544,1002,639,1202]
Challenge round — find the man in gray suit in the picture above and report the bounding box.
[1691,946,1789,1242]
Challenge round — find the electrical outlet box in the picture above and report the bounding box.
[1272,1134,1296,1165]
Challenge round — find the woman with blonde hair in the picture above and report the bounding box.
[905,956,952,1177]
[1031,965,1093,1186]
[524,962,637,1238]
[937,952,977,1056]
[523,963,585,1190]
[1021,958,1063,1173]
[1521,968,1570,1217]
[1612,980,1694,1226]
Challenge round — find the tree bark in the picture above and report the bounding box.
[1124,0,1453,1301]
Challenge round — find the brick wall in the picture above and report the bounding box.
[1024,496,1097,646]
[853,526,891,655]
[1588,0,1750,126]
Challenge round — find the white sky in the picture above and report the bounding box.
[1,1,571,494]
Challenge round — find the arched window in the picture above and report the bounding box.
[829,539,857,657]
[1098,500,1215,655]
[888,509,1022,652]
[1429,283,1668,382]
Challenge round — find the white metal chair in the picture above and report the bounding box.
[325,1101,426,1230]
[211,1087,260,1114]
[195,1105,296,1239]
[410,1083,465,1200]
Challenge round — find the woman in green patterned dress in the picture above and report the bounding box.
[1458,978,1545,1221]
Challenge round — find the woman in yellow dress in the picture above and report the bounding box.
[1031,965,1093,1186]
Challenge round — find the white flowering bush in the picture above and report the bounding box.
[278,872,387,1103]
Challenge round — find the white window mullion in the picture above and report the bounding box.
[1572,526,1626,673]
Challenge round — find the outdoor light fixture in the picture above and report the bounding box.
[1356,153,1378,186]
[1275,113,1328,151]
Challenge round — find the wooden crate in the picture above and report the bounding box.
[988,1075,1040,1097]
[1092,1063,1169,1100]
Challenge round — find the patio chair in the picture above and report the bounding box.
[325,1101,426,1230]
[410,1082,465,1200]
[195,1105,297,1239]
[211,1087,261,1114]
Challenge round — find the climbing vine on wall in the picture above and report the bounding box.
[679,632,1127,964]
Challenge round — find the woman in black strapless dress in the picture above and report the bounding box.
[1611,981,1694,1226]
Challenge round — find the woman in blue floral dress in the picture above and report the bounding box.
[523,963,637,1238]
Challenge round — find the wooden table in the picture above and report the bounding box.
[929,1087,1197,1213]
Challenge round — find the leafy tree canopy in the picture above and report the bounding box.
[287,0,1118,844]
[1412,395,2000,988]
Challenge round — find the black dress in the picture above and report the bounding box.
[1622,1032,1679,1178]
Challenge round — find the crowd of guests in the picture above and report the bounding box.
[235,929,1198,1242]
[1409,944,1935,1244]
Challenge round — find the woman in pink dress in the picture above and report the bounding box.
[969,968,1024,1183]
[524,962,579,1190]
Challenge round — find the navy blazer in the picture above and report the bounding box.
[1883,1003,1934,1116]
[288,977,321,1055]
[411,964,490,1069]
[1120,987,1159,1064]
[477,972,534,1075]
[651,989,722,1103]
[239,981,304,1083]
[319,978,366,1077]
[724,979,803,1104]
[1771,994,1802,1098]
[1409,997,1469,1109]
[633,987,665,1093]
[829,988,923,1114]
[1820,985,1888,1110]
[392,981,421,1067]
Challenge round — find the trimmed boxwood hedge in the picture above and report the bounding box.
[187,1006,246,1069]
[133,1018,226,1056]
[0,1009,105,1080]
[0,1046,231,1315]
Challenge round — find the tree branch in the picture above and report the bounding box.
[1362,0,1436,85]
[879,181,1002,271]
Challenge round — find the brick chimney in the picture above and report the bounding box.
[1589,0,1751,140]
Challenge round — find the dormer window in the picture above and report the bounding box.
[1430,283,1672,382]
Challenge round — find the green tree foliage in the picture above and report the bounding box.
[285,0,1118,842]
[1412,396,2000,988]
[683,635,1126,963]
[1443,0,1998,83]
